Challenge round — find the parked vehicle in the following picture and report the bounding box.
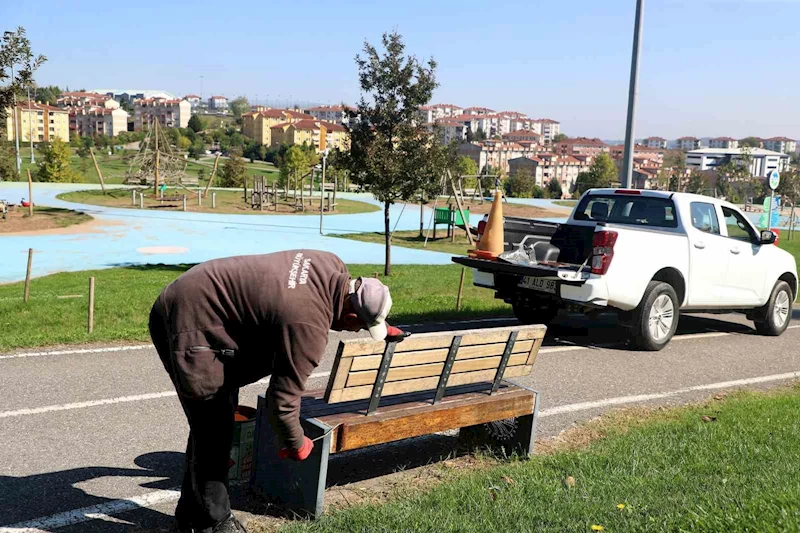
[454,189,797,350]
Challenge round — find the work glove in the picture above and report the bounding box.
[385,325,411,343]
[278,436,314,461]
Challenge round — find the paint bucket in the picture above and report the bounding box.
[229,405,257,483]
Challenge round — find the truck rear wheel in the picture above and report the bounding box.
[631,281,679,351]
[512,298,558,325]
[753,281,792,336]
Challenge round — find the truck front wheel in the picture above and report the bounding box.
[753,281,793,336]
[512,298,559,325]
[631,281,679,351]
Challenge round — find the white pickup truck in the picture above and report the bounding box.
[453,189,797,350]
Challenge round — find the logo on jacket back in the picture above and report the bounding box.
[287,252,312,289]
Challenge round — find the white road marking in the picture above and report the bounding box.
[0,371,332,419]
[0,345,151,361]
[539,370,800,418]
[0,487,180,532]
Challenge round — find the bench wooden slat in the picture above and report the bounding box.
[320,386,536,453]
[339,325,545,357]
[345,353,529,388]
[330,364,532,403]
[347,340,535,372]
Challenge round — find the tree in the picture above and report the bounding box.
[574,152,617,194]
[0,27,46,122]
[229,97,249,119]
[547,178,563,199]
[188,114,206,133]
[37,138,81,183]
[505,168,534,197]
[740,137,762,149]
[455,155,478,178]
[188,139,204,160]
[347,31,443,275]
[33,85,60,105]
[0,142,18,181]
[475,127,487,141]
[177,134,192,151]
[685,171,708,195]
[552,133,568,143]
[218,152,247,188]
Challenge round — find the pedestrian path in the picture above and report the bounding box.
[0,183,454,282]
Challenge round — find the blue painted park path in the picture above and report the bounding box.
[0,183,459,283]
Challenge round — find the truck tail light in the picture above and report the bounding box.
[476,215,488,243]
[591,230,618,275]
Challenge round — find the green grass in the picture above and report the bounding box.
[282,386,800,532]
[0,264,509,351]
[336,230,473,256]
[15,146,278,186]
[55,189,379,216]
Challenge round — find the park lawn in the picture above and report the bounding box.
[56,189,380,216]
[281,386,800,533]
[553,199,578,208]
[0,264,510,351]
[337,230,474,256]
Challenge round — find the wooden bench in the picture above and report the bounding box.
[251,324,546,518]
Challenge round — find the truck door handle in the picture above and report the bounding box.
[693,242,705,249]
[730,248,740,254]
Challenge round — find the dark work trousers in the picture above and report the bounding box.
[149,297,238,532]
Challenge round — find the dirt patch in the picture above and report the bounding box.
[0,206,93,235]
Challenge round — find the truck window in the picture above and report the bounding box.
[721,206,756,242]
[574,195,678,228]
[690,202,720,235]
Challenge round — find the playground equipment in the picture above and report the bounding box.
[432,205,470,240]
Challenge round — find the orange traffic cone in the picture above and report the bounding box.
[470,190,504,259]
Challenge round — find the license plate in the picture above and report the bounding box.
[519,276,557,294]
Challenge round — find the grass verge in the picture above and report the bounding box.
[0,264,509,351]
[56,189,380,216]
[281,386,800,532]
[0,206,92,234]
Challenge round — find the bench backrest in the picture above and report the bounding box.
[324,325,545,405]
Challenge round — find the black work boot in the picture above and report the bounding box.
[211,514,248,533]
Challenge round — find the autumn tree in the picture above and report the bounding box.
[219,152,247,188]
[346,31,444,275]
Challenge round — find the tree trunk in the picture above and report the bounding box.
[419,197,424,238]
[384,201,392,276]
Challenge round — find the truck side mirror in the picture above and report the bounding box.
[760,230,777,245]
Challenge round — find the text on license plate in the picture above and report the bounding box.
[518,276,557,294]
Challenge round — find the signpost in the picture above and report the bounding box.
[767,170,780,232]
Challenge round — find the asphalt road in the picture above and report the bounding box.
[1,310,799,532]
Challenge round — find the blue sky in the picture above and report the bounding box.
[4,0,798,139]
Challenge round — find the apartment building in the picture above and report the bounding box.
[503,129,545,144]
[527,119,559,142]
[763,137,797,154]
[305,105,349,124]
[686,147,789,177]
[184,94,202,109]
[457,140,539,174]
[270,119,347,152]
[508,153,586,194]
[556,137,609,157]
[57,91,119,109]
[208,95,228,110]
[709,137,739,149]
[3,102,70,142]
[241,108,315,145]
[677,136,702,151]
[71,107,129,137]
[463,106,495,116]
[644,136,668,149]
[133,98,192,130]
[608,144,664,167]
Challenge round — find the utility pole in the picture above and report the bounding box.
[11,64,21,174]
[27,80,35,164]
[154,119,160,195]
[620,0,645,189]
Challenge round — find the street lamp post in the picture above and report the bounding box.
[621,0,645,189]
[320,149,329,235]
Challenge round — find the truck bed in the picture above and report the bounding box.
[452,256,589,286]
